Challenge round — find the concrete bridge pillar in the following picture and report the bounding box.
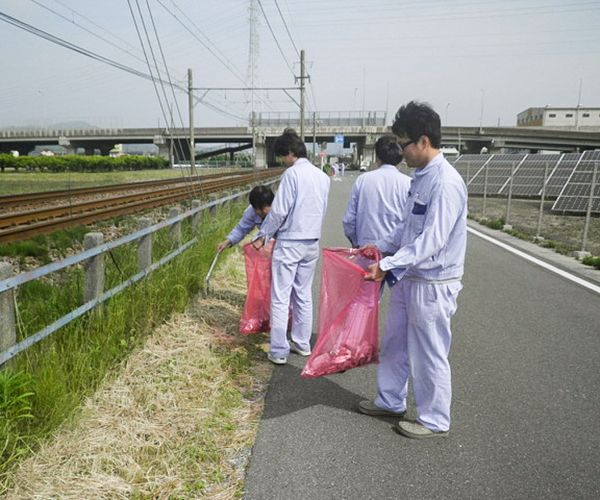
[62,145,77,156]
[358,133,377,167]
[158,143,171,162]
[255,142,267,169]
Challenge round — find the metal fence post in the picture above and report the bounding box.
[0,262,16,353]
[191,200,201,233]
[209,194,219,217]
[581,161,598,254]
[482,164,489,219]
[84,232,105,303]
[466,161,471,185]
[169,207,182,247]
[504,161,515,230]
[535,162,549,241]
[138,217,153,271]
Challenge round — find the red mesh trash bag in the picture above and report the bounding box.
[301,247,381,378]
[239,240,275,335]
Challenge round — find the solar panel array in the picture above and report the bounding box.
[552,150,600,214]
[451,154,492,185]
[544,153,582,198]
[448,151,600,214]
[498,154,561,197]
[467,154,527,195]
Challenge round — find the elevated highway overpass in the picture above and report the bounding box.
[1,120,598,168]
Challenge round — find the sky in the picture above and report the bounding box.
[1,0,599,130]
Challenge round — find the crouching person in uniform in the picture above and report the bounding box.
[216,185,274,252]
[253,129,331,365]
[359,101,468,439]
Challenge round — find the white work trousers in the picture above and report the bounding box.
[374,279,462,432]
[270,239,320,357]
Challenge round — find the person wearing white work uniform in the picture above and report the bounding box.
[359,101,468,440]
[216,185,274,252]
[343,134,410,253]
[253,129,331,365]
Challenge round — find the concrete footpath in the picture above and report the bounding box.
[243,172,600,499]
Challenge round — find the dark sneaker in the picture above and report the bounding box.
[289,341,311,357]
[267,353,287,365]
[394,421,449,439]
[357,400,406,418]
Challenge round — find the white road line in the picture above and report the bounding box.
[467,227,600,295]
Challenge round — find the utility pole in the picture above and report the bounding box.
[188,68,195,175]
[248,0,258,166]
[169,102,174,169]
[312,111,316,161]
[575,78,583,130]
[479,89,485,133]
[299,49,306,141]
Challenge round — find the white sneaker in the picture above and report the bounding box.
[289,342,311,357]
[267,353,287,365]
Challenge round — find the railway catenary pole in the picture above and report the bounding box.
[536,162,550,240]
[312,111,317,161]
[299,49,306,141]
[188,68,195,175]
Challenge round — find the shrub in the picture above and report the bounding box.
[582,255,600,270]
[0,155,168,173]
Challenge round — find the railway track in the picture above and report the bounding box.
[0,170,245,208]
[0,169,283,244]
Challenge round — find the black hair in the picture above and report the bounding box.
[272,128,307,158]
[375,134,403,166]
[391,101,441,149]
[248,185,274,209]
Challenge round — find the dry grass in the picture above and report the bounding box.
[4,246,271,499]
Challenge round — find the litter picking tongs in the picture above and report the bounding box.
[204,250,221,294]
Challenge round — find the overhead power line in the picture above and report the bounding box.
[155,0,247,85]
[0,10,245,122]
[49,0,140,52]
[273,0,300,57]
[256,0,295,77]
[29,0,156,71]
[0,10,164,84]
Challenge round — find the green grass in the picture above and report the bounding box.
[0,167,243,196]
[0,227,90,265]
[470,213,582,256]
[582,255,600,269]
[0,201,246,492]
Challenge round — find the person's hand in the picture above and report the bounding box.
[252,237,265,250]
[217,240,231,252]
[364,262,386,282]
[361,244,380,261]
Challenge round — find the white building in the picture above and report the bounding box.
[517,107,600,130]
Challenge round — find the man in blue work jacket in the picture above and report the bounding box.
[216,185,274,252]
[343,134,411,252]
[359,101,468,439]
[253,129,331,365]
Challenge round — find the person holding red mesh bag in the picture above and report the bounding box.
[359,101,467,440]
[215,186,274,335]
[253,129,330,365]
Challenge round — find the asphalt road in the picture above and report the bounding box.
[244,172,600,499]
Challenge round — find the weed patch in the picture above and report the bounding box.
[582,255,600,270]
[3,239,271,498]
[0,202,250,493]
